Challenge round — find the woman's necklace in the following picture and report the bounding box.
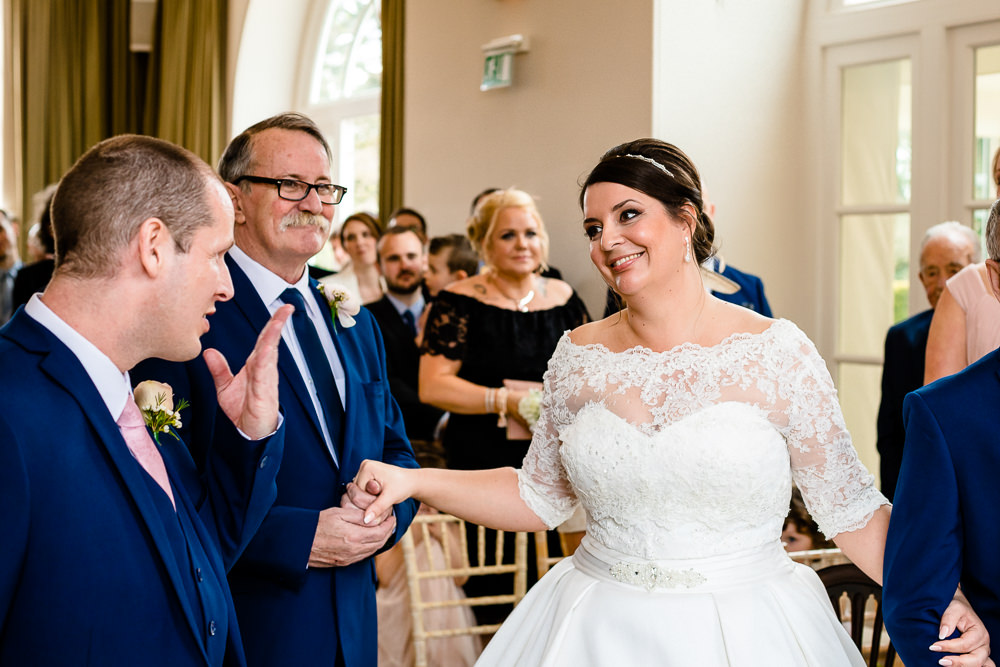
[489,274,536,312]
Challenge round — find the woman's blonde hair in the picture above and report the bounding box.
[466,188,549,272]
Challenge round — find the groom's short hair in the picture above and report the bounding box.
[51,134,218,278]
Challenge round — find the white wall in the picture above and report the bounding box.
[404,1,654,316]
[652,0,812,333]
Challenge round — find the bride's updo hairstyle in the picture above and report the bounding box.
[467,188,550,272]
[580,138,716,265]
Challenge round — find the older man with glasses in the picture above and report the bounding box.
[136,112,418,667]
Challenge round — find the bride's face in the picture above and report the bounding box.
[582,182,690,297]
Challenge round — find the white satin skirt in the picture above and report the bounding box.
[475,536,864,666]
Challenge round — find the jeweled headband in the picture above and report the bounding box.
[614,153,674,177]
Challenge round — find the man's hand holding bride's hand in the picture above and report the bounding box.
[932,587,993,666]
[345,460,415,525]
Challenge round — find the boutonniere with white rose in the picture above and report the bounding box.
[317,283,360,330]
[133,380,189,445]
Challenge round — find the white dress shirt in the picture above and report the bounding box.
[229,246,345,463]
[25,294,132,421]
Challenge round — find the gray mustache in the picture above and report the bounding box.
[280,212,329,231]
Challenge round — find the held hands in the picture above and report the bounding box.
[307,496,396,568]
[203,305,293,440]
[345,460,415,525]
[932,588,993,666]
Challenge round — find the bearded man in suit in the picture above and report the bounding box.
[0,134,289,666]
[136,112,418,667]
[365,226,444,445]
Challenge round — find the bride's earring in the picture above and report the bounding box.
[684,236,691,263]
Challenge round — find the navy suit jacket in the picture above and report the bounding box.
[876,309,932,501]
[0,310,283,666]
[135,255,418,667]
[712,263,772,316]
[883,350,1000,664]
[365,296,443,443]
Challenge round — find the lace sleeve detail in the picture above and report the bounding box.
[420,291,470,360]
[517,336,579,529]
[771,328,889,538]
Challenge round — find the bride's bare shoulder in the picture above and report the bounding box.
[567,315,622,347]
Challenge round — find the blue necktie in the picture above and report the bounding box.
[400,309,417,338]
[280,288,344,454]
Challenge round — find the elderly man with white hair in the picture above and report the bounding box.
[876,220,980,500]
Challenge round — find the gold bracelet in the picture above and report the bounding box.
[484,387,495,414]
[496,386,509,428]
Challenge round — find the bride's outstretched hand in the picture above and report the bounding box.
[346,459,415,525]
[932,588,993,666]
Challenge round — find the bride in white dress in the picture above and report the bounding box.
[348,139,991,666]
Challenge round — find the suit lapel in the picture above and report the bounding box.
[10,315,211,663]
[310,279,356,464]
[225,256,331,455]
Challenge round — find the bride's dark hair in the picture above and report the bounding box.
[579,138,715,265]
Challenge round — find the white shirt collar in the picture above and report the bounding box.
[24,294,131,420]
[385,291,424,320]
[228,245,319,316]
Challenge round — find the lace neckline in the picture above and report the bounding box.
[566,318,792,357]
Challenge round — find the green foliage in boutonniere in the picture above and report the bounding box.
[317,283,360,331]
[134,380,189,445]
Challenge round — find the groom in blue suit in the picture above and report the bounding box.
[136,113,418,667]
[884,199,1000,664]
[0,135,291,666]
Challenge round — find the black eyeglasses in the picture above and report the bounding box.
[234,175,347,205]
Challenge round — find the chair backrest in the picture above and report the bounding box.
[788,547,850,570]
[817,563,896,667]
[534,531,574,577]
[401,512,528,667]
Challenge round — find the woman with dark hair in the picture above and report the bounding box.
[319,211,384,304]
[346,140,989,665]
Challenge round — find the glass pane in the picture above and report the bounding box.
[338,114,381,218]
[313,0,382,104]
[841,59,912,206]
[836,362,881,490]
[839,213,910,356]
[973,208,990,248]
[973,44,1000,201]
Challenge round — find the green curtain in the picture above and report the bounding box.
[379,0,404,222]
[12,0,134,229]
[144,0,227,165]
[9,0,226,228]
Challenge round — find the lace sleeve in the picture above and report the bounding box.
[420,291,469,360]
[517,337,580,529]
[771,328,888,538]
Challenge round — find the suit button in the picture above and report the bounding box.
[196,567,203,582]
[209,620,217,636]
[259,455,269,469]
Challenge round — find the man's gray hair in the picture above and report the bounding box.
[920,220,982,263]
[218,112,332,186]
[986,200,1000,262]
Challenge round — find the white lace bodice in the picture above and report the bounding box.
[517,319,888,560]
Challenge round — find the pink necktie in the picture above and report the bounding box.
[117,395,176,510]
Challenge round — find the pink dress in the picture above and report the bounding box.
[946,263,1000,364]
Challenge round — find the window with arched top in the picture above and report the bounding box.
[302,0,382,233]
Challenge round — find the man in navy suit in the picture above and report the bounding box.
[136,113,418,667]
[877,221,979,500]
[884,199,1000,664]
[366,226,443,445]
[0,135,290,666]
